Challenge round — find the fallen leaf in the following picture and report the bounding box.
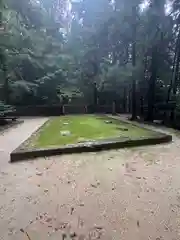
[70,207,74,215]
[46,217,52,223]
[20,228,31,240]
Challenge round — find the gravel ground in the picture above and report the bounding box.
[0,118,180,240]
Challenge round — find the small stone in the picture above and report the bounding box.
[46,217,52,223]
[108,168,113,171]
[118,127,128,131]
[136,177,141,179]
[78,137,86,143]
[164,225,168,230]
[137,220,140,227]
[94,225,103,230]
[105,120,112,124]
[124,173,132,177]
[37,184,41,187]
[44,189,49,193]
[70,232,77,238]
[36,172,43,176]
[91,183,97,188]
[79,202,85,207]
[60,131,71,136]
[63,122,69,125]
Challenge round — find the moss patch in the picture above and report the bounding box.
[21,115,159,149]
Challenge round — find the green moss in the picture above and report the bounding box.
[27,115,158,148]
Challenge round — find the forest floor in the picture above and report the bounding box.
[0,117,180,240]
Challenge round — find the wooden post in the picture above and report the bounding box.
[93,82,98,112]
[62,105,65,115]
[112,101,116,115]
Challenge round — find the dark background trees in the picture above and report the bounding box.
[1,0,180,126]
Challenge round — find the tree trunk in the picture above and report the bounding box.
[0,4,8,104]
[131,5,137,120]
[123,87,127,113]
[167,30,180,103]
[173,47,180,96]
[93,82,98,107]
[128,88,131,113]
[146,46,158,122]
[2,57,9,104]
[170,42,180,121]
[140,96,144,116]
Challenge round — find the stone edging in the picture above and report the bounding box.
[10,134,172,162]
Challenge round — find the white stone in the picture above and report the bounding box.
[60,131,71,136]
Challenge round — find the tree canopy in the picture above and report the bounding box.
[1,0,180,123]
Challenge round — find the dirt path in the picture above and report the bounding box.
[0,118,48,162]
[0,119,180,239]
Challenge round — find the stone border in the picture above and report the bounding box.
[11,133,172,162]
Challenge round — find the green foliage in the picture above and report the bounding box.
[0,101,14,116]
[0,0,180,125]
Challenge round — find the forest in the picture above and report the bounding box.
[0,0,180,126]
